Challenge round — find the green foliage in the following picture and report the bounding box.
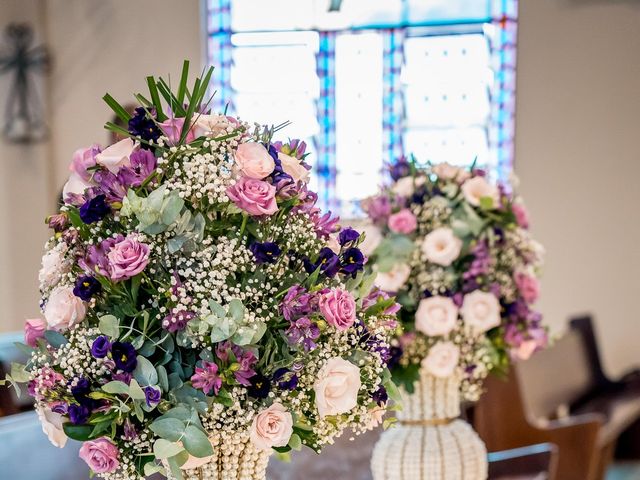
[391,363,420,395]
[373,235,415,272]
[120,186,184,235]
[98,315,120,339]
[43,330,68,348]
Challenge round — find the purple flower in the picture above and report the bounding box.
[286,316,320,352]
[250,241,282,264]
[191,361,222,395]
[273,368,298,390]
[81,235,121,276]
[362,195,391,224]
[280,285,313,321]
[304,247,340,278]
[267,144,293,184]
[234,350,257,387]
[70,145,100,182]
[79,194,110,224]
[93,171,128,203]
[71,377,92,407]
[111,342,137,373]
[340,247,365,278]
[50,402,68,415]
[162,310,195,333]
[372,386,388,405]
[338,227,360,246]
[311,211,340,239]
[390,157,411,181]
[144,386,161,407]
[47,213,69,232]
[362,288,401,316]
[68,404,91,424]
[247,373,271,399]
[122,418,138,441]
[128,107,161,147]
[91,336,111,359]
[117,149,157,187]
[112,372,132,384]
[73,275,102,301]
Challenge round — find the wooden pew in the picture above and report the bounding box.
[474,323,640,480]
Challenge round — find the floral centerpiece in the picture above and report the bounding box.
[361,159,546,401]
[5,62,398,480]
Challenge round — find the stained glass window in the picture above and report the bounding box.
[205,0,518,216]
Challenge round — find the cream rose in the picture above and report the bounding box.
[421,341,460,378]
[415,296,459,337]
[461,176,499,207]
[44,286,86,331]
[461,290,501,335]
[432,162,468,181]
[279,152,310,183]
[62,171,93,200]
[421,227,462,267]
[392,176,425,197]
[234,143,275,179]
[314,357,361,418]
[193,113,230,138]
[374,263,411,292]
[249,402,293,451]
[36,405,68,448]
[95,138,137,173]
[39,245,69,289]
[359,224,382,256]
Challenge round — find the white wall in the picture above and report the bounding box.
[0,0,202,332]
[515,0,640,376]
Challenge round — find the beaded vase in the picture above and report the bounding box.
[166,434,271,480]
[371,370,487,480]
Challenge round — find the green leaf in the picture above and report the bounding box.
[63,423,94,441]
[98,315,120,339]
[150,418,185,442]
[133,356,158,387]
[102,93,132,123]
[144,462,165,477]
[182,425,214,458]
[479,196,494,210]
[208,300,226,319]
[102,381,130,395]
[176,60,190,105]
[157,365,169,392]
[153,439,185,460]
[288,433,302,451]
[129,378,146,401]
[159,406,192,422]
[227,299,245,322]
[9,363,29,383]
[146,76,167,122]
[43,330,68,348]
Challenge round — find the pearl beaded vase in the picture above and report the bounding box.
[371,370,487,480]
[166,434,271,480]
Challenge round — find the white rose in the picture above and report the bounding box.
[392,176,425,197]
[39,245,69,289]
[279,152,310,183]
[359,224,382,256]
[44,286,86,331]
[461,176,499,207]
[374,263,411,292]
[432,162,469,182]
[249,402,293,451]
[193,113,229,138]
[421,227,462,267]
[314,357,361,418]
[95,138,136,173]
[36,405,68,448]
[421,341,460,378]
[461,290,501,335]
[415,296,459,337]
[62,171,92,199]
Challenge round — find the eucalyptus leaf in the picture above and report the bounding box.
[150,418,185,442]
[153,439,185,460]
[227,299,245,322]
[156,365,169,392]
[129,378,146,401]
[98,315,120,339]
[102,381,130,395]
[182,425,214,458]
[134,356,159,387]
[10,363,29,383]
[44,330,68,348]
[288,433,302,451]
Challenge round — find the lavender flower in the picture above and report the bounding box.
[191,361,222,395]
[93,170,128,203]
[286,316,320,351]
[280,285,313,321]
[234,350,257,387]
[81,235,122,276]
[311,211,340,239]
[117,149,157,187]
[46,213,69,232]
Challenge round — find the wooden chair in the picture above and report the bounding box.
[488,443,558,480]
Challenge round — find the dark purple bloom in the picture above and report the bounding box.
[273,368,298,390]
[340,247,365,277]
[112,371,132,384]
[280,285,313,321]
[50,402,68,415]
[118,149,158,187]
[267,144,293,184]
[91,336,111,359]
[372,386,388,405]
[285,316,320,352]
[68,403,91,425]
[73,275,102,301]
[162,310,195,333]
[144,386,161,407]
[79,194,110,224]
[128,107,162,147]
[390,158,411,181]
[250,241,282,265]
[338,227,360,246]
[111,342,137,373]
[387,346,403,369]
[247,373,271,399]
[71,377,91,400]
[304,247,340,278]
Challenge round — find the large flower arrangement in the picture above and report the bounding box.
[7,63,397,480]
[361,159,545,401]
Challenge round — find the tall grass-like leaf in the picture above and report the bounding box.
[146,76,167,122]
[176,60,190,105]
[103,93,132,122]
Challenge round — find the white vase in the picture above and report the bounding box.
[371,370,488,480]
[166,434,271,480]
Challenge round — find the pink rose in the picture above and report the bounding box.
[512,203,530,229]
[193,113,236,139]
[234,143,275,179]
[24,318,46,347]
[227,176,278,216]
[318,288,357,331]
[432,162,469,182]
[79,438,120,474]
[70,145,100,181]
[249,402,293,451]
[387,208,417,234]
[159,117,195,144]
[63,172,93,201]
[421,227,462,267]
[44,286,86,331]
[461,290,501,335]
[95,138,137,173]
[314,357,361,418]
[461,176,500,208]
[421,341,460,378]
[513,339,538,361]
[107,236,150,281]
[515,272,540,304]
[415,296,458,337]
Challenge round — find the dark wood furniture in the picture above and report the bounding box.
[474,316,640,480]
[488,443,558,480]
